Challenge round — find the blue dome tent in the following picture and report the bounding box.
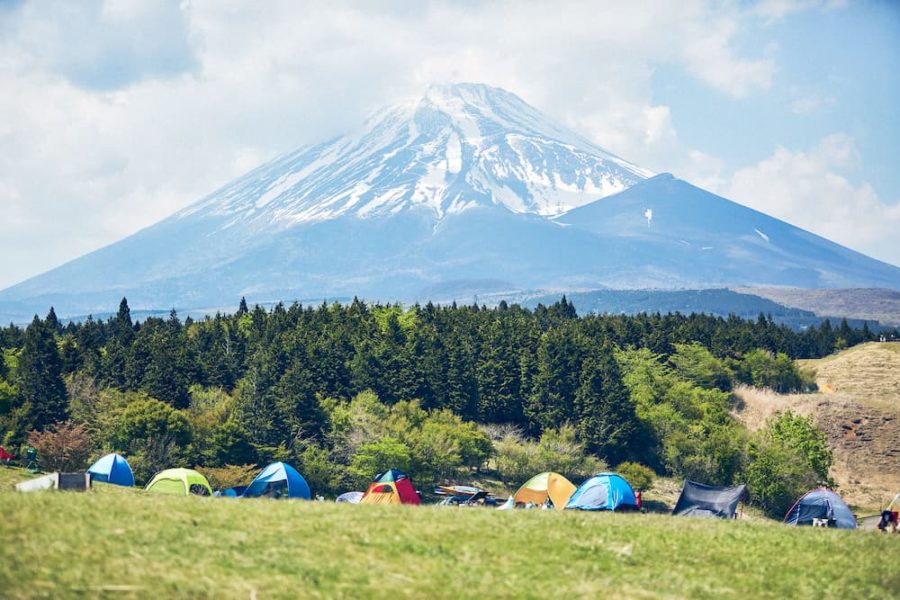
[87,453,135,487]
[784,489,856,529]
[242,462,310,499]
[565,473,639,511]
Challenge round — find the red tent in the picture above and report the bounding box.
[0,446,14,461]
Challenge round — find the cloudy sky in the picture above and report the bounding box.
[1,0,898,289]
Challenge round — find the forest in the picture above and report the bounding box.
[0,297,883,516]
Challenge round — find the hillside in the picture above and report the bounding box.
[1,476,897,598]
[734,342,900,509]
[734,287,900,327]
[506,288,881,330]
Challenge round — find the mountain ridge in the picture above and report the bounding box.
[1,82,898,322]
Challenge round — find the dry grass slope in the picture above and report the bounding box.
[734,342,900,509]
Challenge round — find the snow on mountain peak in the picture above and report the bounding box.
[177,83,653,228]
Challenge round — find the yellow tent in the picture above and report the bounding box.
[513,472,576,509]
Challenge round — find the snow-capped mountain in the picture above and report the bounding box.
[177,83,651,230]
[1,83,898,322]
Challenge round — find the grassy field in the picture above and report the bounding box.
[2,469,899,599]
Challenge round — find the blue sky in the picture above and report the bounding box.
[0,0,898,289]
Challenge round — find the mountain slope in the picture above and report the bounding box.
[555,174,900,289]
[1,83,898,321]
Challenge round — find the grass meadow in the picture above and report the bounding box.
[2,469,898,599]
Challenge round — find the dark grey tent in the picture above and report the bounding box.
[672,480,746,519]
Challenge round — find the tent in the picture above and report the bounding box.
[496,496,515,510]
[360,469,420,505]
[565,472,639,512]
[783,488,856,529]
[215,486,248,498]
[241,462,310,499]
[336,491,364,504]
[0,446,13,462]
[672,480,746,519]
[513,472,576,509]
[87,453,135,487]
[145,468,213,497]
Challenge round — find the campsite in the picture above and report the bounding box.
[2,300,900,597]
[1,466,899,598]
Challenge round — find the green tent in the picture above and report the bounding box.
[145,468,212,496]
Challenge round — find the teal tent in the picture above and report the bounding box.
[565,473,639,511]
[242,462,310,499]
[87,453,135,487]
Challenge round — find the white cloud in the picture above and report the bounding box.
[724,134,900,266]
[0,0,839,288]
[751,0,848,22]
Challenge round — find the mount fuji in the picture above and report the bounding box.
[1,83,898,321]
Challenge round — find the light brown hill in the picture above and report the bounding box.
[733,342,900,510]
[733,287,900,326]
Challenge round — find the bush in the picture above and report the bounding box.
[745,411,833,518]
[348,438,412,488]
[734,349,804,393]
[110,397,191,451]
[27,421,92,472]
[492,425,606,487]
[197,464,258,491]
[670,343,733,391]
[616,462,655,491]
[296,444,347,496]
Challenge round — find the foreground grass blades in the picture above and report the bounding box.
[2,488,898,599]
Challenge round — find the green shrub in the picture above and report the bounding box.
[196,464,258,491]
[734,349,804,393]
[745,411,833,518]
[616,462,655,491]
[670,342,733,391]
[348,438,412,488]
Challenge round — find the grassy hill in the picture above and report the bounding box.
[734,342,900,510]
[1,468,898,599]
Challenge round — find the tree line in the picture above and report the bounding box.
[0,297,875,515]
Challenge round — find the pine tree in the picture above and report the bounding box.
[17,316,67,430]
[45,307,62,334]
[574,342,638,464]
[526,325,585,431]
[113,298,134,344]
[238,297,249,315]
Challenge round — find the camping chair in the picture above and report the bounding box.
[25,448,38,473]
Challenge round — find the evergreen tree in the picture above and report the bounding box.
[112,298,134,344]
[45,307,62,334]
[475,320,522,424]
[527,325,585,432]
[575,342,638,464]
[17,316,67,429]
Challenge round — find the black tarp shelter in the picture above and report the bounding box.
[672,480,746,518]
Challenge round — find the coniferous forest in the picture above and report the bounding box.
[0,297,885,516]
